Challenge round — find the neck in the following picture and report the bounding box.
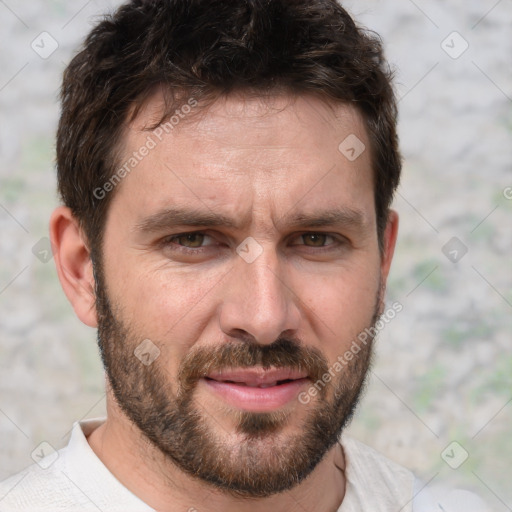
[87,399,346,512]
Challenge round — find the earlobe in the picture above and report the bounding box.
[49,206,98,328]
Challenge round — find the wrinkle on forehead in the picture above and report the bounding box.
[112,90,375,241]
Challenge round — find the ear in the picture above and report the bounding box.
[49,206,98,327]
[380,209,399,283]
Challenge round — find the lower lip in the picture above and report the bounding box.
[202,378,309,412]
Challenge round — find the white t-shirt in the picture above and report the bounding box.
[0,418,482,511]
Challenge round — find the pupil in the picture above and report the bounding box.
[184,234,203,247]
[307,234,324,246]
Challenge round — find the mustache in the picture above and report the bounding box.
[177,338,329,395]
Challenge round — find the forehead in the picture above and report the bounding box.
[110,90,375,230]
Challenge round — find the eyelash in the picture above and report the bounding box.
[161,231,344,255]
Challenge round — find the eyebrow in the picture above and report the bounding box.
[133,206,368,234]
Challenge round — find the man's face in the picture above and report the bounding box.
[95,92,390,496]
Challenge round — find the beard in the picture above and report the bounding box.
[94,263,381,498]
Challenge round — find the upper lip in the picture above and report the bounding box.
[205,367,308,386]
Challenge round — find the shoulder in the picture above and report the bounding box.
[339,437,490,512]
[412,480,491,512]
[339,436,415,512]
[0,447,95,512]
[341,435,415,484]
[0,419,154,512]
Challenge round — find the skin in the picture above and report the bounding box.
[50,91,399,512]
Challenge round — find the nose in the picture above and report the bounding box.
[219,244,301,346]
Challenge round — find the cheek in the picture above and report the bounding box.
[110,263,219,344]
[299,265,380,358]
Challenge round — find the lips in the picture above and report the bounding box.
[205,367,308,387]
[201,367,310,412]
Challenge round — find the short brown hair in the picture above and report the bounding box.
[57,0,401,258]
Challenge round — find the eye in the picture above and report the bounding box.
[298,233,334,247]
[170,232,210,248]
[291,232,342,250]
[161,231,217,253]
[160,231,345,257]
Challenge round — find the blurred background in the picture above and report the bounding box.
[0,0,511,508]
